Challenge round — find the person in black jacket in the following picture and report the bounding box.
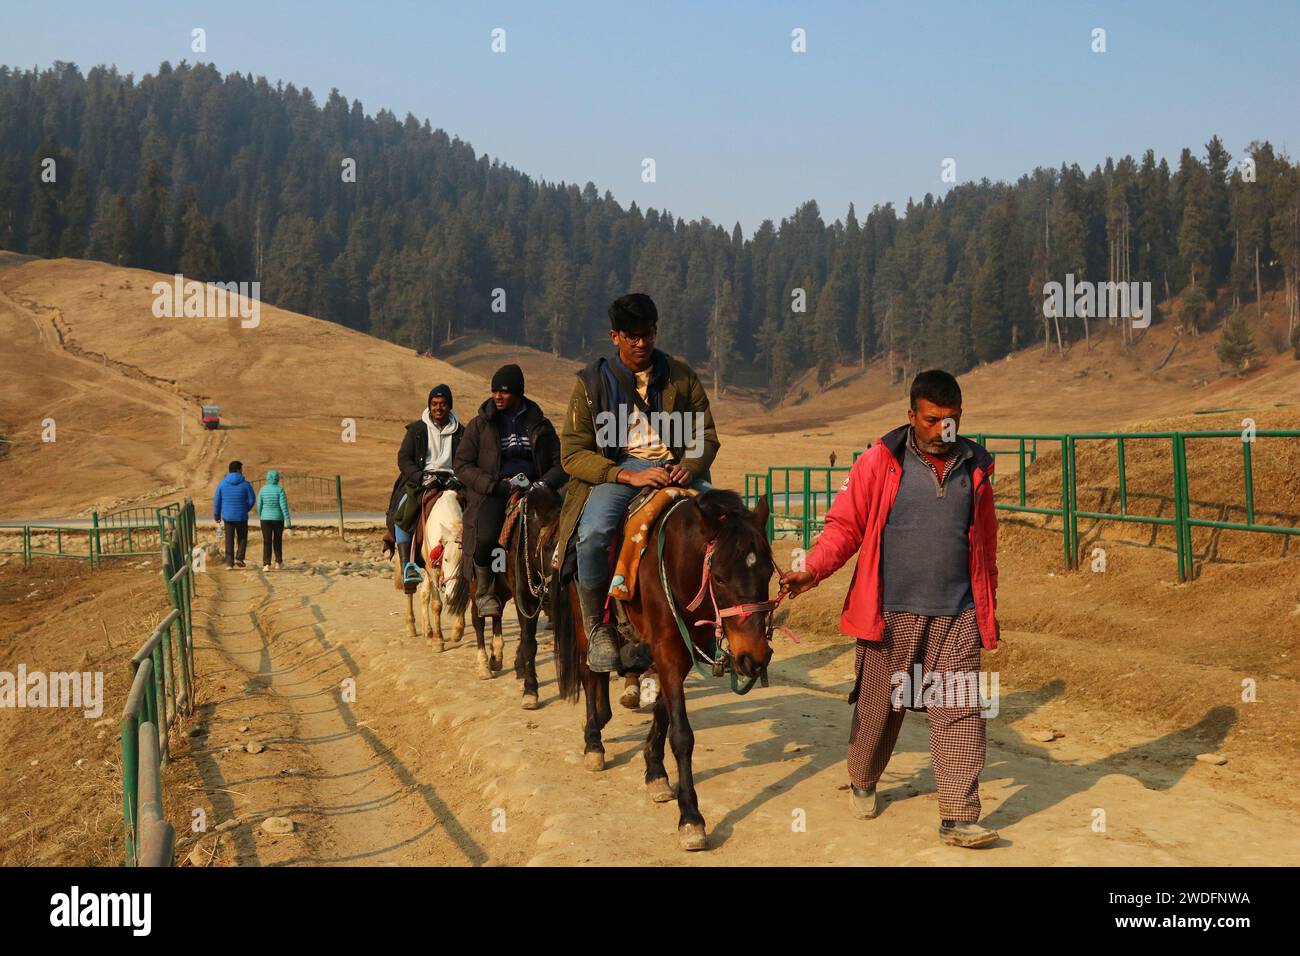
[388,384,464,590]
[453,364,566,618]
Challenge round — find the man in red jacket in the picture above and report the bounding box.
[781,370,1000,848]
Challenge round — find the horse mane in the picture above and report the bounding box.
[693,489,769,560]
[524,482,562,521]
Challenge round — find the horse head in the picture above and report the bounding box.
[691,490,775,680]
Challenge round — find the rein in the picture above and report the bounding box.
[656,498,799,696]
[514,492,551,620]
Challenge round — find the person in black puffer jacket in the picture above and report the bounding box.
[453,364,566,617]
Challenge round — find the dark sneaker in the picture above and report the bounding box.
[849,785,879,819]
[939,819,998,848]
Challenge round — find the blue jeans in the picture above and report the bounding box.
[394,493,412,545]
[575,456,711,589]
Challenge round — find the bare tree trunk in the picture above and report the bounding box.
[711,278,720,397]
[1254,245,1263,321]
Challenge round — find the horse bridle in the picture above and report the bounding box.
[515,491,553,620]
[657,498,798,694]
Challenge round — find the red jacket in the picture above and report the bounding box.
[804,425,1000,649]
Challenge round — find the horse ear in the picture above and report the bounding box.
[750,495,770,531]
[693,498,724,542]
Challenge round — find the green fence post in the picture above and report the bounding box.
[1171,434,1187,582]
[765,467,775,542]
[1018,438,1026,506]
[1116,437,1128,515]
[120,714,138,867]
[1065,437,1077,569]
[1242,436,1255,525]
[802,467,811,551]
[91,512,100,569]
[1185,434,1194,579]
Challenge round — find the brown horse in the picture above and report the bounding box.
[456,483,563,707]
[553,489,776,850]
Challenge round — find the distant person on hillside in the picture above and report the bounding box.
[829,450,837,468]
[454,365,565,619]
[780,369,1002,849]
[387,384,465,592]
[213,460,256,569]
[257,470,292,571]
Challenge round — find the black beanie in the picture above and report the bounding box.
[490,364,525,396]
[428,384,453,409]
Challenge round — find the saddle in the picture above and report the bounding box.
[497,491,526,549]
[608,487,698,602]
[409,487,446,570]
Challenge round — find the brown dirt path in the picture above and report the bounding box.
[185,536,1300,866]
[174,542,539,866]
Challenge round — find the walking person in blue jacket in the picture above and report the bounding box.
[213,460,256,568]
[257,470,293,571]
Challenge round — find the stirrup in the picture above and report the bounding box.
[402,562,423,585]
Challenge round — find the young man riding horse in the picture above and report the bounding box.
[554,293,720,673]
[453,364,566,619]
[388,384,464,590]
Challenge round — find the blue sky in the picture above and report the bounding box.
[4,0,1298,234]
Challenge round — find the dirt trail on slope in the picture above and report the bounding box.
[174,545,538,866]
[185,536,1300,866]
[0,280,225,516]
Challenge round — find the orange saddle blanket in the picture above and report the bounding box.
[608,487,698,602]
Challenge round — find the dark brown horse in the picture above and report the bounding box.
[553,489,776,850]
[454,483,563,707]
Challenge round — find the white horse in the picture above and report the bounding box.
[394,491,467,650]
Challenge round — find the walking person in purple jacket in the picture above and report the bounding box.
[213,460,256,568]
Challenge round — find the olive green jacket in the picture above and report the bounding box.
[555,354,720,574]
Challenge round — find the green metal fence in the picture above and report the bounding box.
[753,429,1300,580]
[0,505,180,567]
[249,472,345,535]
[121,498,196,867]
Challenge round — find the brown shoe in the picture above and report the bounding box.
[849,785,879,819]
[939,819,998,848]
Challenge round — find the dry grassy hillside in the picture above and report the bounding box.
[422,300,1300,496]
[709,297,1300,489]
[3,251,1297,518]
[0,254,487,516]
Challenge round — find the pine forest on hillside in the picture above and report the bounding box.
[3,61,1299,397]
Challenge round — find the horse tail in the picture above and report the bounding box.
[445,555,471,618]
[552,579,582,703]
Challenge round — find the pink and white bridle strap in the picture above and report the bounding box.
[684,542,800,643]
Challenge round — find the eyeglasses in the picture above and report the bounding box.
[618,330,656,346]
